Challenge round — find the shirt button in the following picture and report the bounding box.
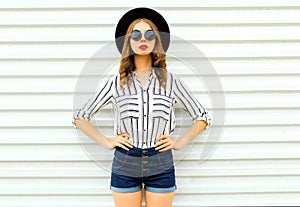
[144,102,146,104]
[144,115,146,117]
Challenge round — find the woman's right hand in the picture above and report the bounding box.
[106,133,134,151]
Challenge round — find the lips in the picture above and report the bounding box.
[139,44,148,50]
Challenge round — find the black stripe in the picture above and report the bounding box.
[119,102,139,108]
[136,115,139,147]
[145,87,150,147]
[177,77,203,116]
[169,72,174,97]
[174,78,196,117]
[168,108,172,133]
[130,118,134,145]
[140,86,145,147]
[154,118,160,139]
[114,75,119,97]
[150,118,154,146]
[83,78,113,119]
[120,109,139,113]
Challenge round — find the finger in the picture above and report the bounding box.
[158,145,172,152]
[118,134,130,139]
[154,138,168,147]
[118,139,133,149]
[117,133,129,137]
[125,139,134,146]
[119,136,134,146]
[119,133,130,138]
[117,143,129,151]
[156,136,170,144]
[155,142,171,150]
[155,135,167,142]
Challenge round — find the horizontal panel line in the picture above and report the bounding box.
[174,191,300,195]
[0,159,300,163]
[2,74,300,78]
[0,124,299,128]
[1,6,300,11]
[0,174,300,179]
[1,141,300,145]
[0,191,299,196]
[1,57,300,61]
[1,91,300,95]
[1,158,300,163]
[2,23,300,28]
[0,124,299,129]
[2,40,300,45]
[174,23,300,27]
[2,107,300,111]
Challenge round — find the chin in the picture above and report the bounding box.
[135,50,152,56]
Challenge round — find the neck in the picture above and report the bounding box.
[134,54,152,73]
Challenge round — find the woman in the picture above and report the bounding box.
[73,7,211,207]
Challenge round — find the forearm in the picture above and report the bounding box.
[174,120,208,150]
[74,119,111,149]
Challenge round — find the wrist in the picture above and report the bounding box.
[173,140,182,151]
[102,136,113,149]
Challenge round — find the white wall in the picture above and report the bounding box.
[1,0,300,206]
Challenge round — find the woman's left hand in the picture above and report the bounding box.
[154,135,178,152]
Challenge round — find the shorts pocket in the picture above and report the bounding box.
[157,150,174,171]
[112,148,130,169]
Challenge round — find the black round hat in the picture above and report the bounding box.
[115,7,170,54]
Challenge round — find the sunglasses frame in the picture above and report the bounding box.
[129,29,156,41]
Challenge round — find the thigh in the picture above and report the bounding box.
[112,190,143,207]
[145,190,175,207]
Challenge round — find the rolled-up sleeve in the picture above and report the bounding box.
[72,75,115,129]
[171,73,212,130]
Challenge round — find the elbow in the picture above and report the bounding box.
[196,120,208,133]
[72,118,90,129]
[73,118,79,127]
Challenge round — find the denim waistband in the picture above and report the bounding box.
[115,146,165,157]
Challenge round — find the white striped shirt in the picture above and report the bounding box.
[72,68,211,149]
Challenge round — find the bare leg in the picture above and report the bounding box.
[145,190,175,207]
[112,190,143,207]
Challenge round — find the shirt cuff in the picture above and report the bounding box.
[192,115,212,131]
[72,109,91,129]
[72,118,79,129]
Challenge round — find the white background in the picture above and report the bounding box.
[1,0,300,206]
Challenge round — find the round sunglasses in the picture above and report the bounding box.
[129,29,156,41]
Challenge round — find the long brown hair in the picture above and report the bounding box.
[119,18,167,91]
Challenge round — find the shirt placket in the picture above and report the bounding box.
[133,69,154,148]
[142,88,148,148]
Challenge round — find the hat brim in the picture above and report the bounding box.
[115,7,170,54]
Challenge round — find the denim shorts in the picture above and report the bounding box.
[110,146,177,194]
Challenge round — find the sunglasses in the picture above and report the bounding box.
[129,29,156,41]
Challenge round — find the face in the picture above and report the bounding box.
[129,21,156,55]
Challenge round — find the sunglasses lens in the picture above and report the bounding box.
[130,30,142,41]
[145,30,156,40]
